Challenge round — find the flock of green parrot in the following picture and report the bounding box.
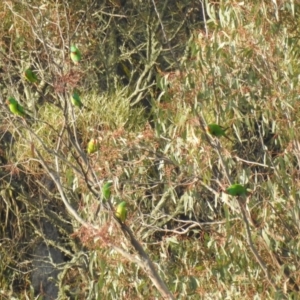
[7,44,126,222]
[7,45,83,116]
[6,45,98,154]
[5,44,249,224]
[101,122,248,223]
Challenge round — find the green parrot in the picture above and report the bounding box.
[225,184,248,196]
[6,97,27,117]
[24,68,38,84]
[70,45,81,64]
[115,201,127,223]
[206,123,233,142]
[102,181,113,201]
[71,90,83,108]
[87,138,99,154]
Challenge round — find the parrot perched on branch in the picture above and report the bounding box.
[87,138,99,154]
[71,90,90,111]
[71,90,83,109]
[24,68,38,84]
[70,45,81,64]
[102,181,113,201]
[225,184,248,196]
[206,123,233,142]
[115,201,127,223]
[6,97,28,118]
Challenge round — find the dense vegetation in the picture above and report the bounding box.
[1,0,300,299]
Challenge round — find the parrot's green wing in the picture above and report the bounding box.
[71,91,83,108]
[102,182,113,201]
[70,45,81,64]
[24,68,38,83]
[115,201,127,222]
[207,123,233,142]
[225,184,247,196]
[6,97,25,117]
[6,97,32,124]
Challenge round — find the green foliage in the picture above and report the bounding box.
[1,0,300,299]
